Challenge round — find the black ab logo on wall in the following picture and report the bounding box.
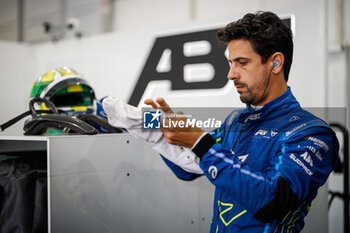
[128,28,229,106]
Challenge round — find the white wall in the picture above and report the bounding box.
[0,41,35,134]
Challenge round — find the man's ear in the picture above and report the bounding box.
[271,52,284,74]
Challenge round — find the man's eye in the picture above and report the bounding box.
[239,61,248,65]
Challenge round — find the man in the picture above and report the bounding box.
[144,11,339,233]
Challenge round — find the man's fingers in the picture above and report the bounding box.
[156,97,173,113]
[144,97,174,114]
[144,99,159,109]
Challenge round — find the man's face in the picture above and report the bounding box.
[227,39,270,106]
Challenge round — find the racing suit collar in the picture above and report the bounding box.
[238,87,299,123]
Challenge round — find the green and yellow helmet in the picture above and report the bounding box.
[30,66,95,114]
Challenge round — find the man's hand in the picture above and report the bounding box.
[144,98,205,148]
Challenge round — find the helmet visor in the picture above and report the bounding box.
[50,92,94,107]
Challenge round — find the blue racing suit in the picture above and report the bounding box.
[161,87,339,233]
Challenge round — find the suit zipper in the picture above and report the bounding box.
[232,122,248,151]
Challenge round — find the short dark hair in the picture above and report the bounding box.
[217,11,293,82]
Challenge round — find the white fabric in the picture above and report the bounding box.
[102,96,203,174]
[102,96,162,143]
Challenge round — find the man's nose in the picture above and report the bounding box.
[227,65,240,80]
